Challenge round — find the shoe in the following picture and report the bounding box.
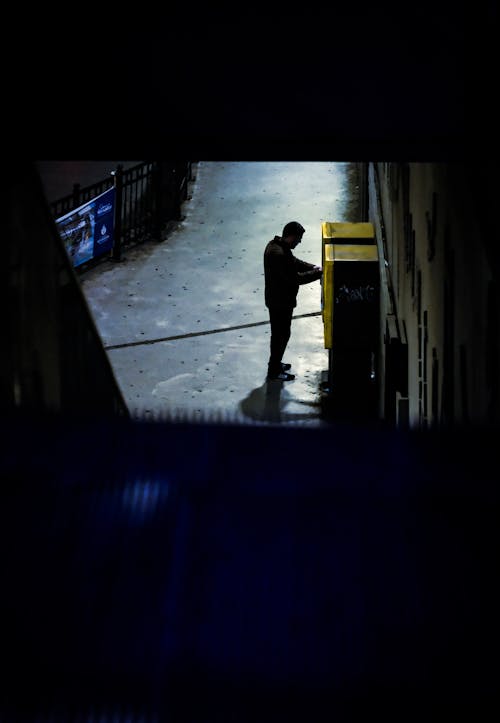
[281,362,292,371]
[267,371,295,381]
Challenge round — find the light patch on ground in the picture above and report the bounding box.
[152,374,195,398]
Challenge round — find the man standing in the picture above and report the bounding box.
[264,221,322,381]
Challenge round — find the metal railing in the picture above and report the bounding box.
[50,160,194,268]
[50,176,114,219]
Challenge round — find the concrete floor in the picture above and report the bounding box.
[81,162,361,425]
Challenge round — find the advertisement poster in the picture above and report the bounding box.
[56,187,115,267]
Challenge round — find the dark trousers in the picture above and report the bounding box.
[267,306,294,376]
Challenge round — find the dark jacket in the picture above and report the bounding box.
[264,236,321,309]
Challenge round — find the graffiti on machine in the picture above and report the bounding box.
[335,284,376,304]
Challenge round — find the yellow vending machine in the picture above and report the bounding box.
[321,222,380,418]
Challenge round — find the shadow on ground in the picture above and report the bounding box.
[239,381,323,424]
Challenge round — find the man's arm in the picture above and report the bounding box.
[293,256,322,285]
[294,257,317,272]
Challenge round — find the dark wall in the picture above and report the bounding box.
[3,163,129,416]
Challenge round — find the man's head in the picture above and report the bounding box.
[282,221,305,249]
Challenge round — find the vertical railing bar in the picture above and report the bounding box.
[135,172,139,239]
[127,179,132,243]
[112,164,123,261]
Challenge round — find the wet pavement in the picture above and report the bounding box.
[81,162,361,425]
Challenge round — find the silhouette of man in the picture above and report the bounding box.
[264,221,322,381]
